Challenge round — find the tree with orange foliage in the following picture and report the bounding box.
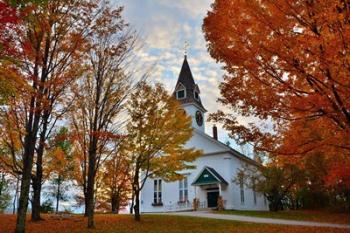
[97,148,130,214]
[0,0,100,231]
[203,1,350,159]
[124,81,202,221]
[68,2,136,228]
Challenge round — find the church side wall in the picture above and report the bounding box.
[140,153,268,213]
[226,156,269,211]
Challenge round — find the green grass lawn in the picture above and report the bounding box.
[214,210,350,224]
[1,214,350,233]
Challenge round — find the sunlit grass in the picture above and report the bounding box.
[1,213,349,233]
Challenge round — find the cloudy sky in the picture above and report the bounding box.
[117,1,225,130]
[114,1,254,155]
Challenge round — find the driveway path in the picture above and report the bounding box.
[159,211,350,229]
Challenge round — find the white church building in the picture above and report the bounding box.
[140,56,268,212]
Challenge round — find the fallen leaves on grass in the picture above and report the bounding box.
[0,214,349,233]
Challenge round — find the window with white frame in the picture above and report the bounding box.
[253,178,257,205]
[154,179,162,204]
[239,174,245,204]
[176,89,186,99]
[179,177,188,202]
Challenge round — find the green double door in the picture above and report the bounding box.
[207,191,219,208]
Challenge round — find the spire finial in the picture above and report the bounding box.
[184,41,189,57]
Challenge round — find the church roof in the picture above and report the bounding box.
[192,166,228,186]
[193,128,263,168]
[173,56,206,112]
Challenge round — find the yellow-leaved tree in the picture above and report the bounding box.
[124,81,202,221]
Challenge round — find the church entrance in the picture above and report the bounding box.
[192,166,228,209]
[207,191,219,208]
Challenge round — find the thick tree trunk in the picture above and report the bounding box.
[31,176,43,221]
[133,189,140,221]
[86,147,96,228]
[31,113,49,221]
[133,170,140,221]
[269,197,283,212]
[111,193,117,213]
[111,191,120,214]
[15,132,37,233]
[86,179,95,228]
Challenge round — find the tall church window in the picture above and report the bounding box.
[176,89,186,99]
[179,177,188,202]
[252,178,257,205]
[154,179,162,204]
[239,174,244,204]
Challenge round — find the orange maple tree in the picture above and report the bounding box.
[96,150,130,214]
[204,1,350,158]
[0,0,98,232]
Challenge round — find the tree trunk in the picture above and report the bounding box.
[269,196,283,212]
[116,201,120,214]
[86,147,97,228]
[31,176,43,221]
[111,193,117,213]
[133,170,140,221]
[31,113,49,221]
[111,191,120,214]
[84,191,88,217]
[15,132,37,233]
[133,188,140,221]
[56,176,61,213]
[115,191,120,214]
[0,174,4,202]
[129,190,134,214]
[13,177,20,215]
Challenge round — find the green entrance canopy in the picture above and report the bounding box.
[192,166,228,186]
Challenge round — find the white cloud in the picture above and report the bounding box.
[156,0,213,19]
[115,0,256,149]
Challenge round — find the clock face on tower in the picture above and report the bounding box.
[195,111,203,126]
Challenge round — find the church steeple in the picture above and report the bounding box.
[173,55,206,112]
[173,55,206,132]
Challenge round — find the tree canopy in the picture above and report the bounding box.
[204,0,350,156]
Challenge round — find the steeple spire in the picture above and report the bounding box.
[173,55,206,112]
[176,55,195,89]
[184,41,189,57]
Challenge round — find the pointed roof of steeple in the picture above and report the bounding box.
[173,55,206,112]
[176,55,196,89]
